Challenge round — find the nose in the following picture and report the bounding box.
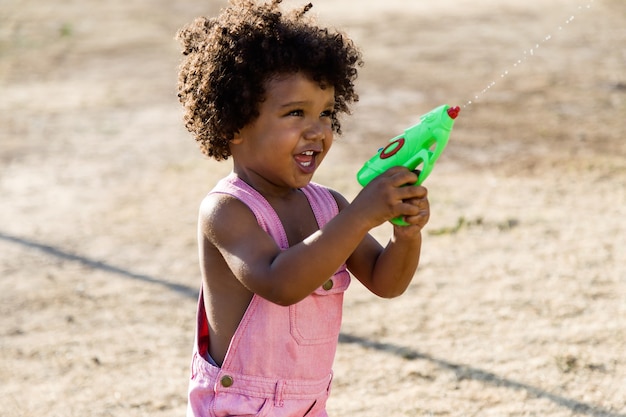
[303,120,329,142]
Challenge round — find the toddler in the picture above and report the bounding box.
[176,1,430,415]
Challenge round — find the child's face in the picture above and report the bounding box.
[231,72,336,193]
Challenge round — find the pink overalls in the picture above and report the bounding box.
[187,174,351,417]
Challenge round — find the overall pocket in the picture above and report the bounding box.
[289,269,350,346]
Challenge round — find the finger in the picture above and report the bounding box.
[402,210,430,227]
[396,185,428,200]
[384,167,419,187]
[404,201,429,214]
[397,200,424,218]
[403,194,428,207]
[403,196,429,207]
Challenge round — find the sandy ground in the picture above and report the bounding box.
[1,0,625,416]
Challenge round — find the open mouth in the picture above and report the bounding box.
[296,150,315,167]
[294,150,318,171]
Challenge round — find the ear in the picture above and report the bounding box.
[230,131,244,145]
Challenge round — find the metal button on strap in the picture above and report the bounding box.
[322,279,334,291]
[220,375,234,388]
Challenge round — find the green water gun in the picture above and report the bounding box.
[357,104,460,226]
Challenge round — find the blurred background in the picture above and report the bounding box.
[1,0,624,415]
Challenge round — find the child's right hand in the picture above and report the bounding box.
[350,166,428,229]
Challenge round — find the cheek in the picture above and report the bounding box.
[325,128,334,147]
[321,134,334,157]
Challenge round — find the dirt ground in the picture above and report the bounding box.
[1,0,624,416]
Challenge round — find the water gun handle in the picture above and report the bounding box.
[357,104,460,226]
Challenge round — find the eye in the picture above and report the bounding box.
[320,109,334,119]
[286,109,304,117]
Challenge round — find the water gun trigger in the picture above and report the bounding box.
[410,134,447,185]
[406,149,431,185]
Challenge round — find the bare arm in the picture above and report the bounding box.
[338,179,429,298]
[203,167,427,306]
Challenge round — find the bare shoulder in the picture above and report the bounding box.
[198,192,258,247]
[198,190,284,289]
[327,188,350,211]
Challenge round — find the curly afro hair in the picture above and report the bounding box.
[176,0,363,160]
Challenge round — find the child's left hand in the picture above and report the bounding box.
[394,192,430,235]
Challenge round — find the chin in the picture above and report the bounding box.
[292,173,315,188]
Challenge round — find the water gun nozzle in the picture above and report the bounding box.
[447,106,460,120]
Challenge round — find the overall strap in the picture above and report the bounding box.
[211,174,290,249]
